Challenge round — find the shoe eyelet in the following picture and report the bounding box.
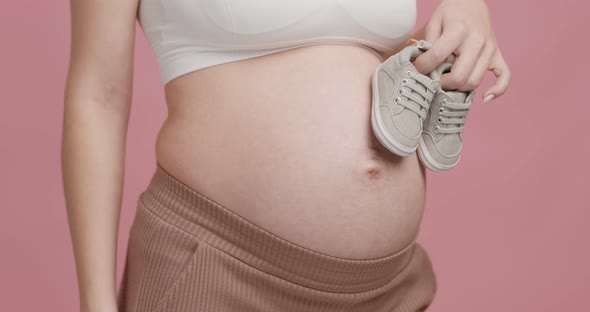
[434,126,440,133]
[398,89,403,96]
[442,98,448,104]
[405,70,412,77]
[394,97,401,104]
[438,107,444,114]
[437,116,443,123]
[401,79,408,86]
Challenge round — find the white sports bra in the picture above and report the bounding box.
[138,0,417,85]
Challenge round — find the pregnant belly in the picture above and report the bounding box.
[155,44,426,259]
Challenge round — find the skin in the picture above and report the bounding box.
[62,0,511,311]
[63,0,136,310]
[412,0,511,101]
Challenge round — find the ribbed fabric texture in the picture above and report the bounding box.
[116,162,437,311]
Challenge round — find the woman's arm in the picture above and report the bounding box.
[62,0,138,311]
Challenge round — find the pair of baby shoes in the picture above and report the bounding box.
[371,39,475,171]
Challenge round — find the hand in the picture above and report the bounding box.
[413,0,511,103]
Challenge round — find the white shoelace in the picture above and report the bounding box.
[395,71,437,119]
[435,98,472,134]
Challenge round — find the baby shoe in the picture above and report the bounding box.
[371,40,440,156]
[417,54,475,171]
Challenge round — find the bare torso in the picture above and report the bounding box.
[155,44,426,259]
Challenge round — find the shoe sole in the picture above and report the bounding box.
[371,64,416,157]
[417,137,460,171]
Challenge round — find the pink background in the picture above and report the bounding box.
[1,0,588,311]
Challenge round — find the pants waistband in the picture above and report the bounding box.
[139,162,419,293]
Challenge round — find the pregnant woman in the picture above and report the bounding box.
[62,0,510,311]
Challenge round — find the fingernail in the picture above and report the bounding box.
[484,94,495,103]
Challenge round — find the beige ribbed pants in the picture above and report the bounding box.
[116,163,437,312]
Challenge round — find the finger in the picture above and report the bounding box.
[413,25,465,75]
[458,41,495,92]
[424,15,442,43]
[440,35,486,90]
[483,50,511,102]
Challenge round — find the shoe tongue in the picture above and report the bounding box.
[401,45,426,64]
[445,90,468,103]
[429,60,453,81]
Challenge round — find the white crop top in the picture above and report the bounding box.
[138,0,417,85]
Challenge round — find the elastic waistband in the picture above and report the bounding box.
[139,162,418,293]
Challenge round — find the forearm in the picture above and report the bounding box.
[61,80,131,310]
